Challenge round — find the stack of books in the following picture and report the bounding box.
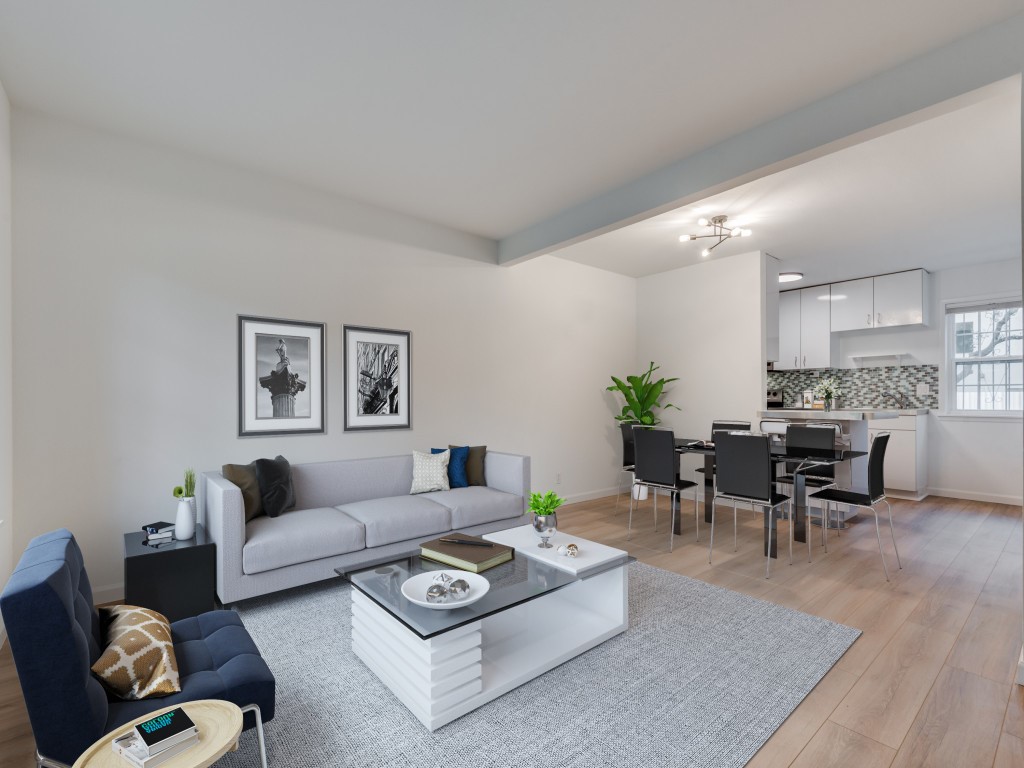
[420,533,514,573]
[111,707,199,767]
[142,521,175,544]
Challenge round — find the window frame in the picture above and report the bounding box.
[943,296,1023,417]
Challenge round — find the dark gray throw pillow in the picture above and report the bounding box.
[254,455,296,518]
[222,462,264,522]
[456,445,487,486]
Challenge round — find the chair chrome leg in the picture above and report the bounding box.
[708,499,716,564]
[653,488,658,532]
[871,504,890,581]
[669,490,677,552]
[733,501,738,552]
[823,501,829,554]
[884,499,902,570]
[240,703,269,768]
[694,489,700,542]
[788,502,794,565]
[765,506,773,579]
[627,484,635,541]
[36,752,71,768]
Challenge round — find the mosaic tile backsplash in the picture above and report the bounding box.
[767,365,939,410]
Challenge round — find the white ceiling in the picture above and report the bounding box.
[0,2,1021,240]
[553,80,1022,281]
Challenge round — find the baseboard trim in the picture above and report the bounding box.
[562,486,621,505]
[1017,646,1024,686]
[0,623,6,651]
[92,584,125,606]
[926,487,1023,506]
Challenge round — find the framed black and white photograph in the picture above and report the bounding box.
[343,325,411,431]
[238,315,325,437]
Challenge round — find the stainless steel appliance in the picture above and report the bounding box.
[766,389,785,409]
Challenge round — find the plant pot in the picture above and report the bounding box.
[532,512,557,548]
[175,497,196,541]
[632,484,648,501]
[824,399,833,412]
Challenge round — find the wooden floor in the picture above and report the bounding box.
[0,495,1020,767]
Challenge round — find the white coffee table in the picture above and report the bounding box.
[342,526,629,730]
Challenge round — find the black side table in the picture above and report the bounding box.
[123,524,216,622]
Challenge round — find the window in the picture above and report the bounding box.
[946,300,1023,412]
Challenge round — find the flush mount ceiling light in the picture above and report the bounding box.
[778,272,804,283]
[678,214,752,257]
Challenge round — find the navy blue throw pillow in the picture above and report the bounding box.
[432,446,469,488]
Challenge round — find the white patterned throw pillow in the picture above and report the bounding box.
[411,449,450,494]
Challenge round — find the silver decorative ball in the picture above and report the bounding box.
[448,579,470,598]
[432,572,453,585]
[426,584,448,603]
[557,545,569,556]
[565,543,579,558]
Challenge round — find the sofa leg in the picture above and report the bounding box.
[241,703,269,768]
[36,751,71,768]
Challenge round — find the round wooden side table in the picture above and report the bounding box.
[72,699,243,768]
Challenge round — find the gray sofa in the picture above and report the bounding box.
[200,451,530,604]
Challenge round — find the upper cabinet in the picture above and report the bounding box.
[830,269,928,332]
[777,290,801,370]
[874,270,926,327]
[800,284,832,368]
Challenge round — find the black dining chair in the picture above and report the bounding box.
[614,422,637,512]
[629,426,700,551]
[708,431,792,578]
[694,419,753,487]
[808,432,902,580]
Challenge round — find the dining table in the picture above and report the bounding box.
[674,438,867,558]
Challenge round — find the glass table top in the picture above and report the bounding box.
[337,551,631,640]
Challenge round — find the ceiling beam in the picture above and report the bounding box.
[497,13,1024,266]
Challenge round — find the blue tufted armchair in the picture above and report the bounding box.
[0,529,275,767]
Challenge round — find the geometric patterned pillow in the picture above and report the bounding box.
[91,605,181,700]
[410,449,450,494]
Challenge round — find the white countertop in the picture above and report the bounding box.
[759,408,928,420]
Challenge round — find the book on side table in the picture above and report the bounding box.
[420,532,514,573]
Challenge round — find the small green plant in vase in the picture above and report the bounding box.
[813,376,842,412]
[528,490,565,548]
[172,468,197,540]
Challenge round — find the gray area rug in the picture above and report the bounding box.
[219,563,859,768]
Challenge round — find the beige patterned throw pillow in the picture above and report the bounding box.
[410,449,450,494]
[91,605,181,700]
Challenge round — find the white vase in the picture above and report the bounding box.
[632,484,648,501]
[175,497,195,540]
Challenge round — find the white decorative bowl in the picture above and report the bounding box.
[400,570,490,610]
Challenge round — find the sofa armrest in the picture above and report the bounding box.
[484,451,530,513]
[203,472,246,604]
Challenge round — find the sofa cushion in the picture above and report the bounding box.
[91,605,180,700]
[243,508,365,575]
[254,455,296,518]
[221,462,263,522]
[420,486,523,528]
[336,495,451,548]
[462,445,487,486]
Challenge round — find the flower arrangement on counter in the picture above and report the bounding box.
[813,376,843,407]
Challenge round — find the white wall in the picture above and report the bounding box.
[635,251,766,473]
[836,259,1023,504]
[11,111,636,598]
[0,78,12,642]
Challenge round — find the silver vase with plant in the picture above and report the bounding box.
[528,490,565,548]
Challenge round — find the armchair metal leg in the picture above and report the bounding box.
[883,499,902,570]
[36,752,71,768]
[240,703,269,768]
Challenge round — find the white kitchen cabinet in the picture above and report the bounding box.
[830,277,875,332]
[868,414,928,499]
[874,269,926,327]
[799,284,832,368]
[777,290,801,370]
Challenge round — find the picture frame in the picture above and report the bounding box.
[343,325,411,431]
[238,315,325,437]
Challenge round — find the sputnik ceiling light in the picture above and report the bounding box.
[678,214,752,257]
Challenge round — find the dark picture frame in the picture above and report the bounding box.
[343,325,412,431]
[238,315,326,437]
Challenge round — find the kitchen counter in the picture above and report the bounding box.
[759,408,928,420]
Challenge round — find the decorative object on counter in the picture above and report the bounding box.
[343,325,412,431]
[528,490,564,548]
[172,468,196,541]
[238,314,325,437]
[813,376,843,412]
[556,542,579,558]
[677,214,752,258]
[607,361,680,425]
[802,390,814,408]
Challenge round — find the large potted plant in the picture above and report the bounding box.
[606,362,680,425]
[607,362,680,500]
